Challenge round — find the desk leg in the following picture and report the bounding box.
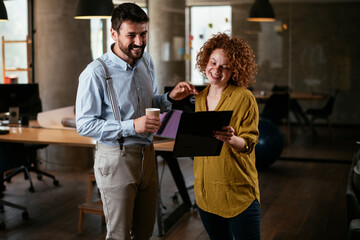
[155,151,192,236]
[162,152,191,205]
[0,172,4,195]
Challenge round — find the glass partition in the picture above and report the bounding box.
[235,2,359,128]
[189,6,231,85]
[188,2,360,144]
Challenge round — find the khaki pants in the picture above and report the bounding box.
[94,143,157,240]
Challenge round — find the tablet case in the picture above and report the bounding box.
[173,111,233,157]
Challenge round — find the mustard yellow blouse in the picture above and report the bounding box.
[194,84,260,218]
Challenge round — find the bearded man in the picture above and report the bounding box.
[76,3,197,240]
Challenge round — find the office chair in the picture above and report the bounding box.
[305,89,340,138]
[260,92,292,143]
[346,149,360,240]
[0,143,30,230]
[4,143,59,192]
[271,84,291,93]
[2,96,59,193]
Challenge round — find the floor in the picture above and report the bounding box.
[280,124,359,162]
[0,125,359,240]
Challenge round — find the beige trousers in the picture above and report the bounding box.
[94,143,157,240]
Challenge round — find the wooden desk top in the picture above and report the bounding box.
[153,140,174,152]
[0,126,96,147]
[0,125,174,151]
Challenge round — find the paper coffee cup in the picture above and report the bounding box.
[146,108,160,117]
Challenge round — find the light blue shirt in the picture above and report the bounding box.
[76,45,172,146]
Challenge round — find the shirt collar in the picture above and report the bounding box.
[203,83,237,97]
[222,83,237,97]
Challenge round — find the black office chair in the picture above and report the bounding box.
[4,143,59,192]
[261,92,290,122]
[0,143,30,230]
[305,89,340,137]
[271,84,291,93]
[2,96,59,193]
[260,92,292,143]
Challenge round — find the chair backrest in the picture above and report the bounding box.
[322,89,339,116]
[271,85,291,93]
[346,149,360,223]
[261,93,290,121]
[0,142,26,172]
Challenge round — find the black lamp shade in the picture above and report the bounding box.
[74,0,114,19]
[0,0,8,21]
[248,0,275,22]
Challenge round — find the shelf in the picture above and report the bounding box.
[2,35,32,83]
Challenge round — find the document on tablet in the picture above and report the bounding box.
[173,111,233,157]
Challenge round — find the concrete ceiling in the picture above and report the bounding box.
[113,0,360,6]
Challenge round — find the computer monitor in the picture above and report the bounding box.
[164,85,207,113]
[0,83,42,123]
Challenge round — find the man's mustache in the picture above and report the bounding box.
[130,44,145,49]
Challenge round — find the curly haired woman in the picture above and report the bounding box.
[194,32,260,240]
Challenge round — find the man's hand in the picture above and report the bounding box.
[169,82,199,101]
[134,115,161,133]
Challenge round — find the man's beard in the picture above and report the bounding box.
[118,41,145,61]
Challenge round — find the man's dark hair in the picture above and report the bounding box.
[111,3,149,33]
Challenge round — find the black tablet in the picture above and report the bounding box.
[173,111,233,157]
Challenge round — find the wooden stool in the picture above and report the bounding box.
[78,171,105,235]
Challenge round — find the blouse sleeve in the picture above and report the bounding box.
[236,94,259,154]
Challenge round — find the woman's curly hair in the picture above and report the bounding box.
[195,33,258,87]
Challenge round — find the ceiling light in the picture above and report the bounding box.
[248,0,275,22]
[74,0,114,20]
[0,0,8,21]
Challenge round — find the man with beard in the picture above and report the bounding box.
[75,3,198,240]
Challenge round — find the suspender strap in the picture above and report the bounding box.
[96,57,152,148]
[96,58,121,121]
[96,58,124,148]
[142,57,151,77]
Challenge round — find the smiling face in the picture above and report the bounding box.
[205,48,233,88]
[111,20,147,66]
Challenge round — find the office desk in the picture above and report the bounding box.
[253,91,326,132]
[0,126,190,236]
[252,91,326,101]
[0,126,96,147]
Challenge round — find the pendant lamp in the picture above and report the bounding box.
[248,0,275,22]
[0,0,8,21]
[74,0,114,19]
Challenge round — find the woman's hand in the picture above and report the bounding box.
[214,126,247,151]
[213,126,235,143]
